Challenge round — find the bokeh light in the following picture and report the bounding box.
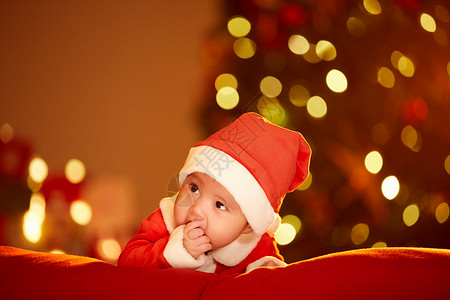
[29,157,49,184]
[289,84,310,107]
[23,193,46,244]
[365,151,383,174]
[70,200,92,226]
[65,159,86,184]
[288,34,309,55]
[302,43,321,63]
[256,97,287,126]
[282,214,302,233]
[315,40,337,61]
[260,76,282,98]
[216,87,239,110]
[445,155,450,175]
[297,172,312,191]
[274,223,297,245]
[401,125,422,152]
[347,17,366,37]
[403,204,420,227]
[0,123,14,143]
[435,4,450,22]
[401,125,417,148]
[372,241,387,248]
[363,0,382,15]
[23,211,43,244]
[326,69,347,93]
[29,193,46,220]
[351,223,369,245]
[331,226,350,247]
[433,27,448,46]
[398,56,415,77]
[97,239,122,261]
[307,96,327,118]
[420,13,436,32]
[381,175,400,200]
[233,37,256,59]
[27,176,43,192]
[435,202,449,224]
[391,50,403,69]
[377,67,395,88]
[215,73,238,91]
[227,16,251,37]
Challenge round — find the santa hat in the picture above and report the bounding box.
[179,112,311,236]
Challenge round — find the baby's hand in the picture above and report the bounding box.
[183,220,212,259]
[262,260,279,267]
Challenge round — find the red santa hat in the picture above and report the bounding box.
[179,112,311,236]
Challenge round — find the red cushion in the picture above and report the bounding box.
[0,246,211,299]
[1,246,450,299]
[204,247,450,299]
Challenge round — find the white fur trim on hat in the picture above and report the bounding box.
[179,146,275,235]
[266,213,281,234]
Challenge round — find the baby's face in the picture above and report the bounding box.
[174,172,251,249]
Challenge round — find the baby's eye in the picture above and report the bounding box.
[189,183,200,195]
[215,201,227,211]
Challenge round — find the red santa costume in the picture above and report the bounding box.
[118,112,311,274]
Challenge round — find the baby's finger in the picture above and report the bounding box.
[194,235,211,246]
[196,242,212,253]
[184,220,205,233]
[185,227,204,240]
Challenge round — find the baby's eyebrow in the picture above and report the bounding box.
[188,173,203,185]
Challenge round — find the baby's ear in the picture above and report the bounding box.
[243,224,253,234]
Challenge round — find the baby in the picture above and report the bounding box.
[118,112,311,274]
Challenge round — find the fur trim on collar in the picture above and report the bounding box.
[159,195,261,267]
[160,194,177,233]
[210,231,261,266]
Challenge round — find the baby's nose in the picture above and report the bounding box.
[189,197,208,220]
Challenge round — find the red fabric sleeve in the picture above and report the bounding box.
[118,209,171,268]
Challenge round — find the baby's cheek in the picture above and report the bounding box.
[205,226,227,248]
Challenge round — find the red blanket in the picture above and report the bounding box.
[1,246,450,299]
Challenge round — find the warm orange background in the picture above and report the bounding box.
[0,1,218,220]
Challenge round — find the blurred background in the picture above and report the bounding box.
[1,0,449,264]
